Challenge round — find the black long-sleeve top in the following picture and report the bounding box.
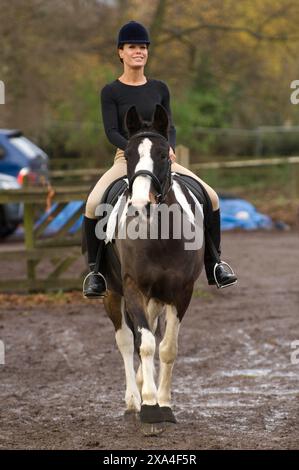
[100,79,176,151]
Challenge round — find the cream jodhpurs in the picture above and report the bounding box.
[85,148,219,219]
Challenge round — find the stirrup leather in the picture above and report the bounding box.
[213,261,237,289]
[82,271,107,297]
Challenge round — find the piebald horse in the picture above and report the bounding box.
[102,104,205,435]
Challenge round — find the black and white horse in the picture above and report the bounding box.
[102,104,205,435]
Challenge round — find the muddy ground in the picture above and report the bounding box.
[0,231,298,450]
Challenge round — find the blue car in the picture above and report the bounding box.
[0,172,23,238]
[0,129,49,183]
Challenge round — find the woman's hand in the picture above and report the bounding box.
[169,147,176,162]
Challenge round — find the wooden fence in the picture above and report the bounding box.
[0,185,88,293]
[0,145,298,293]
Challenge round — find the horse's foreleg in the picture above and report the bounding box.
[123,277,165,434]
[104,291,140,412]
[115,297,141,412]
[123,278,158,407]
[157,305,180,419]
[135,298,163,395]
[138,327,157,406]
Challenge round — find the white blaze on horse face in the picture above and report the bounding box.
[131,138,153,209]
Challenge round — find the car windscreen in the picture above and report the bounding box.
[9,136,46,159]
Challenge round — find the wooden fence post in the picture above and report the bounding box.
[176,145,190,168]
[292,162,299,199]
[23,175,36,285]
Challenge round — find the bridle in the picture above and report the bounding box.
[126,131,172,204]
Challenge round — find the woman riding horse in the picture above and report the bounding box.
[83,21,237,298]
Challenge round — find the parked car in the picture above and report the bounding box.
[0,172,23,238]
[0,129,49,184]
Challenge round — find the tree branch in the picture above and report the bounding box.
[158,22,297,46]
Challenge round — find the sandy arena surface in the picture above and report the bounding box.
[0,231,298,449]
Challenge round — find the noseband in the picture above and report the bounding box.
[126,131,172,204]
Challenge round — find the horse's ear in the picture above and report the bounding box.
[125,106,142,137]
[152,104,169,138]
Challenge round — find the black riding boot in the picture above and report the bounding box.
[82,216,107,298]
[205,209,237,288]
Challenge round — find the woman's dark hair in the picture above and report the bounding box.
[118,45,124,63]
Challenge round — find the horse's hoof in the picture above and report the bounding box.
[140,404,163,423]
[141,422,165,436]
[139,404,165,436]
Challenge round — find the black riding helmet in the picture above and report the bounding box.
[117,21,150,47]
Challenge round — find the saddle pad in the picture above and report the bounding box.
[101,176,129,207]
[99,177,128,245]
[171,173,213,227]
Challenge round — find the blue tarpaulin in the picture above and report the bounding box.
[219,197,273,231]
[34,201,84,235]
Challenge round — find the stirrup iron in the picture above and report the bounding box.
[213,261,237,289]
[82,271,108,298]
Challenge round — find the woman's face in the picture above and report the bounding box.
[118,44,148,68]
